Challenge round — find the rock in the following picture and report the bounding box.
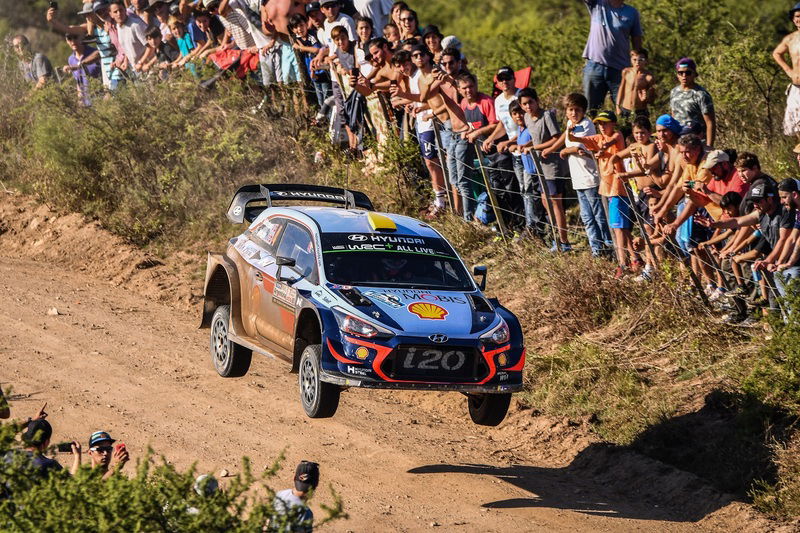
[219,468,230,478]
[430,522,440,527]
[46,307,61,316]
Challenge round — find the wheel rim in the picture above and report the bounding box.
[212,316,229,370]
[300,357,317,407]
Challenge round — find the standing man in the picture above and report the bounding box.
[109,0,148,77]
[11,35,55,89]
[773,2,800,138]
[581,0,643,116]
[669,58,716,147]
[63,34,101,106]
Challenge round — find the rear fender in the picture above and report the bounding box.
[199,252,243,334]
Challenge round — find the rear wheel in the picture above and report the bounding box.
[299,344,340,418]
[209,305,252,377]
[467,393,511,426]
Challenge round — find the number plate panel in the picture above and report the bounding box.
[385,345,484,381]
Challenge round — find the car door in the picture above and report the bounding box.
[255,221,318,350]
[240,217,284,341]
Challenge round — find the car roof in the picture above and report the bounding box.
[280,207,443,239]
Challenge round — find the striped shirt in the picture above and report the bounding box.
[93,26,123,81]
[218,10,256,49]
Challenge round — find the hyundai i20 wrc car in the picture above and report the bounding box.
[200,184,526,426]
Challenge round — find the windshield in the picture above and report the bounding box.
[320,232,474,290]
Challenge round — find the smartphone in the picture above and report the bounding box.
[56,441,72,453]
[115,442,126,453]
[685,180,695,189]
[350,67,359,78]
[49,1,58,9]
[390,80,398,88]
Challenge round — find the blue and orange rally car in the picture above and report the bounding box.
[200,184,525,426]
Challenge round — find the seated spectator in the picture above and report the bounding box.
[87,430,129,480]
[271,460,319,533]
[62,33,101,106]
[670,58,716,147]
[616,48,654,119]
[4,419,80,479]
[11,35,55,89]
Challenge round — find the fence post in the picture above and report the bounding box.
[530,150,561,250]
[473,142,509,243]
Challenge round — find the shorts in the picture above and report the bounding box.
[608,195,633,229]
[544,178,565,197]
[418,130,437,161]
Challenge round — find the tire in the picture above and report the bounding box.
[467,393,511,426]
[209,305,252,378]
[299,344,340,418]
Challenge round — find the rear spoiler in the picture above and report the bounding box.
[226,183,374,224]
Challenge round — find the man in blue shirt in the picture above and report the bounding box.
[581,0,643,116]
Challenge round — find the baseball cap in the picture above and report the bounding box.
[77,2,94,15]
[496,66,515,81]
[146,0,167,10]
[790,2,800,15]
[701,149,730,169]
[656,114,682,136]
[421,25,442,39]
[305,1,320,14]
[750,183,777,200]
[89,430,116,447]
[675,57,697,72]
[594,110,618,123]
[319,0,338,6]
[202,0,220,9]
[294,460,320,492]
[92,0,110,12]
[23,419,53,447]
[680,119,703,137]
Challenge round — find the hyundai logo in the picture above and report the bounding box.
[429,334,448,343]
[348,234,368,241]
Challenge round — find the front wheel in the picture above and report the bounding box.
[209,305,252,378]
[467,393,511,426]
[299,344,340,418]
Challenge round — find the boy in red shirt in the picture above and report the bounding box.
[569,110,635,276]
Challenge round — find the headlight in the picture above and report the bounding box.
[332,307,394,339]
[481,318,510,345]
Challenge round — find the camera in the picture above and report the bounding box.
[49,1,58,9]
[56,441,72,453]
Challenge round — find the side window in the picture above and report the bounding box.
[252,217,285,256]
[276,223,318,283]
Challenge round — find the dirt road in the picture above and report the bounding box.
[0,198,769,532]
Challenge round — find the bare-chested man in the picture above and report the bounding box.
[773,3,800,137]
[263,0,310,38]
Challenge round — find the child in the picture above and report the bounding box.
[505,101,545,238]
[383,23,400,49]
[138,26,179,78]
[168,16,196,75]
[514,88,570,250]
[543,93,612,257]
[616,48,655,119]
[289,13,331,107]
[569,110,635,277]
[610,116,659,277]
[328,25,359,152]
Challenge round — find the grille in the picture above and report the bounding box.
[381,345,488,382]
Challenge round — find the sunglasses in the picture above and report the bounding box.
[90,445,113,453]
[400,17,415,22]
[677,70,694,76]
[411,52,423,57]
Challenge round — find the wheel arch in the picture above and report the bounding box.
[200,253,242,331]
[292,306,322,373]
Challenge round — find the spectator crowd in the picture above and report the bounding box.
[8,0,800,321]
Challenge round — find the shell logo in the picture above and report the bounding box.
[408,302,448,320]
[355,346,369,360]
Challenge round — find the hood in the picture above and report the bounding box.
[356,287,495,338]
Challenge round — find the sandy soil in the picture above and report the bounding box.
[0,194,781,532]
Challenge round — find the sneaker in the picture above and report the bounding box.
[708,287,728,302]
[634,265,654,282]
[549,240,558,253]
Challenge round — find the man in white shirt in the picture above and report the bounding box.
[109,0,147,74]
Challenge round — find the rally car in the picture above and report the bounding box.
[199,184,525,426]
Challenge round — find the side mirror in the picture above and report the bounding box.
[473,265,487,291]
[276,256,296,283]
